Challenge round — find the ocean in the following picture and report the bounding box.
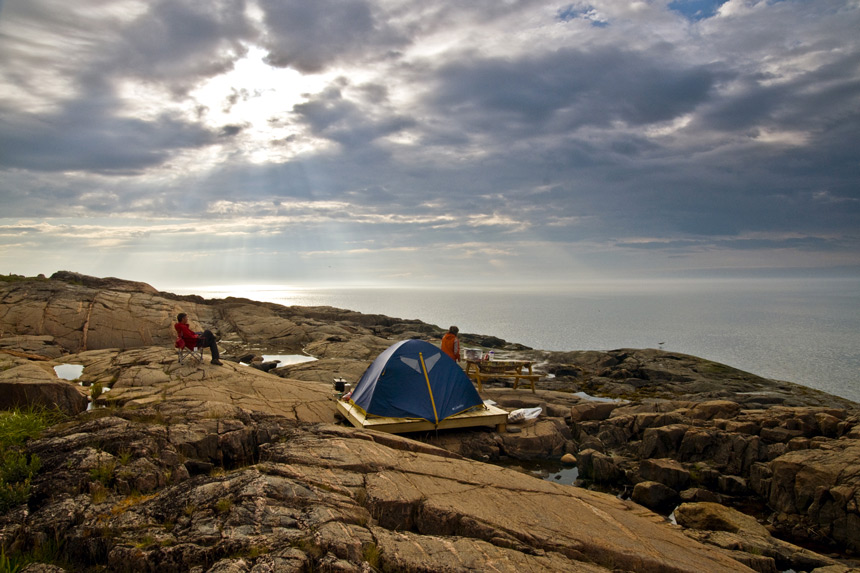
[168,278,860,403]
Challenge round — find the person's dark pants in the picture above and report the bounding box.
[200,330,220,361]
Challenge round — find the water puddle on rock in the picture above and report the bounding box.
[261,354,317,366]
[499,459,580,485]
[54,364,84,381]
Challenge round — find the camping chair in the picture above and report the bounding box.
[174,327,204,364]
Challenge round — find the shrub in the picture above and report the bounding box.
[91,485,109,504]
[362,542,381,568]
[0,407,64,447]
[215,497,232,514]
[118,448,133,466]
[0,479,32,513]
[0,546,23,573]
[0,535,67,572]
[89,459,117,487]
[0,450,41,484]
[0,406,63,512]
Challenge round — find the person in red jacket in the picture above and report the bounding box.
[441,325,461,362]
[175,313,223,365]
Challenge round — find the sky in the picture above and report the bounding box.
[1,0,859,292]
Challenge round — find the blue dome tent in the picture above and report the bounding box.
[349,339,484,424]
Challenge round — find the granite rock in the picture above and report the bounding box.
[2,273,860,570]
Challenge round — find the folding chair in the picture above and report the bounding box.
[175,335,204,364]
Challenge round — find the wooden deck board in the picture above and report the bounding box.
[336,401,509,434]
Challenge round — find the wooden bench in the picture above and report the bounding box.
[465,359,540,393]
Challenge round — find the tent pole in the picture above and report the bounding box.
[419,352,440,425]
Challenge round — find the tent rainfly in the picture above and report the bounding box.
[348,339,484,424]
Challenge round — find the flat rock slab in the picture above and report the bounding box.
[59,347,339,424]
[259,426,752,573]
[13,406,758,572]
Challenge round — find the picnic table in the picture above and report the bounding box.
[464,358,540,393]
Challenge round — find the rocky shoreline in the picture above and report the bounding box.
[1,271,859,572]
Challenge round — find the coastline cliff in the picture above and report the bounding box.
[0,271,858,572]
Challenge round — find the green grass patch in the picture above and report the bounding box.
[0,407,65,447]
[0,406,65,512]
[0,537,68,572]
[89,459,117,487]
[215,497,233,514]
[117,448,133,466]
[111,491,156,516]
[362,542,381,568]
[292,538,324,559]
[90,484,109,505]
[0,547,21,573]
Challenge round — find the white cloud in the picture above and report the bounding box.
[0,0,858,286]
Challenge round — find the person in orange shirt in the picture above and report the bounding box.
[441,325,461,362]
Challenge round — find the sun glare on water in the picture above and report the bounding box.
[175,284,308,305]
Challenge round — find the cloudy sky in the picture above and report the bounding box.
[1,0,859,291]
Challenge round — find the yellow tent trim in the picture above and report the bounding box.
[419,352,440,425]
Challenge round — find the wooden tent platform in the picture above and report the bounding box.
[336,400,509,434]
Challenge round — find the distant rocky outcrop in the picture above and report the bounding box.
[1,272,859,572]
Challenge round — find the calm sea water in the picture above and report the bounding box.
[169,278,860,403]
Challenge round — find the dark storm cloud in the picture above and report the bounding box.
[427,48,718,135]
[0,0,253,175]
[219,124,245,137]
[258,0,409,73]
[699,52,860,133]
[108,0,255,94]
[2,0,860,281]
[292,83,416,146]
[0,103,216,173]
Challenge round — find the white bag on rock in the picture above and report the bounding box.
[507,407,542,423]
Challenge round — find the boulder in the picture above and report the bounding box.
[675,502,769,536]
[499,418,574,459]
[676,502,840,572]
[763,442,860,551]
[588,451,623,483]
[689,400,741,421]
[632,481,680,514]
[760,426,803,443]
[632,411,691,432]
[679,487,722,504]
[570,401,620,422]
[718,474,748,495]
[639,423,689,458]
[0,335,66,360]
[0,357,88,415]
[639,458,690,490]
